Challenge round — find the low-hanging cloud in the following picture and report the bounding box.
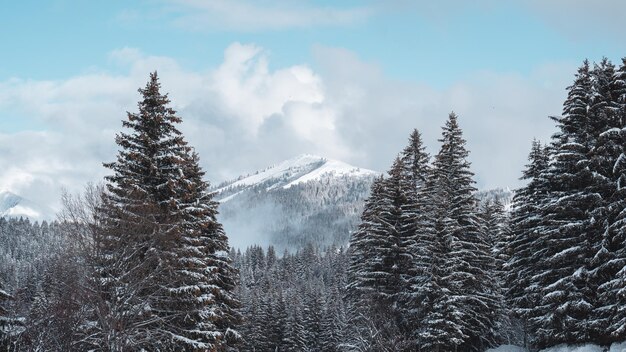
[0,42,573,211]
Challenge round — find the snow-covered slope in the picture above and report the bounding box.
[213,154,378,202]
[487,341,626,352]
[212,154,514,251]
[0,191,56,221]
[212,155,379,251]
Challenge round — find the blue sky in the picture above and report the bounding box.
[3,1,623,84]
[1,0,625,208]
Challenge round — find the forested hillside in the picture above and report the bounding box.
[2,58,626,351]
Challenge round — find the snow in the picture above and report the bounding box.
[487,342,626,352]
[486,345,528,352]
[611,342,626,352]
[6,205,40,219]
[214,154,378,199]
[541,344,605,352]
[0,191,56,221]
[284,157,377,188]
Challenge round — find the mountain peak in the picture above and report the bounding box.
[213,155,379,202]
[0,191,56,221]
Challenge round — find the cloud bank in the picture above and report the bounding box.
[0,42,573,211]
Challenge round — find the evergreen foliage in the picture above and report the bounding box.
[348,116,503,352]
[506,139,550,346]
[95,72,240,351]
[5,57,626,352]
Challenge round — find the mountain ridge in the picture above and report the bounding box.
[212,154,379,202]
[0,191,56,221]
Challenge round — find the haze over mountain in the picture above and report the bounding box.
[0,191,56,222]
[211,154,379,250]
[210,154,514,251]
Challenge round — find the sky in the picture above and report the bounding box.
[1,0,626,211]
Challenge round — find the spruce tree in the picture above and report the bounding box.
[97,72,239,351]
[597,57,626,343]
[346,175,390,303]
[505,139,550,346]
[424,112,501,351]
[479,198,508,286]
[0,282,15,349]
[529,61,603,348]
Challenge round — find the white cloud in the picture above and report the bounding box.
[0,42,575,212]
[210,43,325,134]
[167,0,374,31]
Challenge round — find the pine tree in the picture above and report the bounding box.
[417,220,466,352]
[529,61,603,348]
[0,281,16,349]
[283,303,306,352]
[505,139,550,346]
[423,112,501,351]
[347,157,416,349]
[96,72,239,351]
[479,199,508,286]
[396,129,433,346]
[159,151,241,349]
[346,175,390,303]
[597,57,626,343]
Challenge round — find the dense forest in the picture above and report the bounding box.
[2,58,626,351]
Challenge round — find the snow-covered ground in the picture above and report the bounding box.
[487,342,626,352]
[487,345,528,352]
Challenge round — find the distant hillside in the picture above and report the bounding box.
[0,191,56,221]
[212,154,512,251]
[211,154,379,251]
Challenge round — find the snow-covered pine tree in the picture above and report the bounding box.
[580,58,622,344]
[320,286,348,352]
[302,285,324,352]
[529,61,601,348]
[396,129,433,345]
[505,139,550,346]
[158,151,241,349]
[0,281,16,349]
[597,57,626,343]
[346,175,388,301]
[347,156,418,349]
[97,72,239,351]
[283,303,307,352]
[479,198,508,286]
[425,112,501,351]
[417,211,467,351]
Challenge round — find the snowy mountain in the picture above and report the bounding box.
[213,155,516,251]
[0,191,56,221]
[212,155,379,251]
[213,154,378,201]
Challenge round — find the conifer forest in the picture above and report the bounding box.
[3,58,626,352]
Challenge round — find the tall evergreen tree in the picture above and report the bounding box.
[505,139,550,346]
[0,281,16,349]
[422,112,501,351]
[96,72,239,351]
[479,198,508,286]
[529,61,602,348]
[597,57,626,343]
[396,129,433,345]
